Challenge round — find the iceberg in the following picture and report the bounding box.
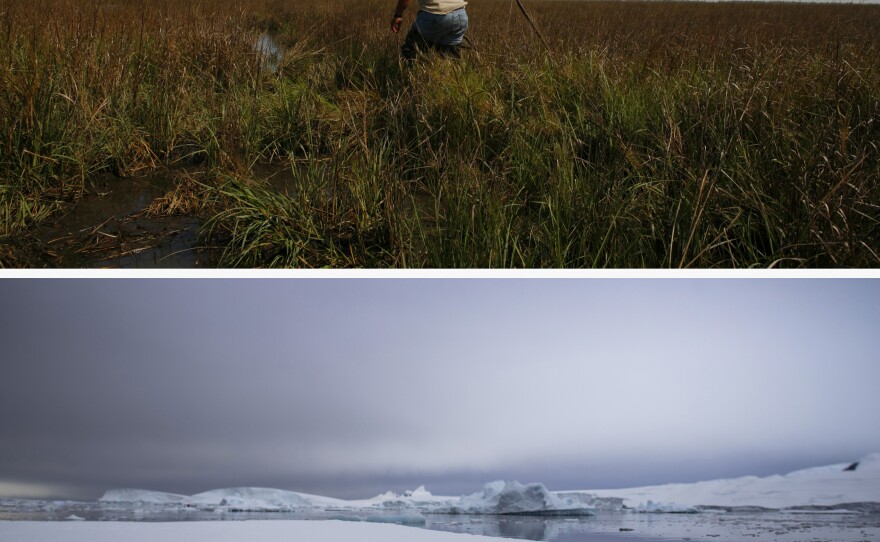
[441,481,595,516]
[356,486,454,511]
[405,486,432,498]
[555,491,626,511]
[98,489,186,504]
[635,500,699,513]
[184,487,349,511]
[584,452,880,510]
[84,453,880,517]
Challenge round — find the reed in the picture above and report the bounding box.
[2,0,879,267]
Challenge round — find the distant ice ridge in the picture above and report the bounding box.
[184,487,351,511]
[440,481,597,516]
[358,485,453,511]
[635,500,699,513]
[555,492,625,511]
[88,453,880,516]
[98,489,186,504]
[584,452,880,510]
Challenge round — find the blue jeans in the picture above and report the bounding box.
[402,9,469,60]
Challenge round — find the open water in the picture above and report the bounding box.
[2,500,879,542]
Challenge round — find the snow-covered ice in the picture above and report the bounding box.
[3,454,880,542]
[580,452,880,510]
[183,487,349,511]
[81,454,880,516]
[0,520,510,542]
[352,485,454,510]
[441,481,596,515]
[4,513,880,542]
[633,500,699,513]
[99,489,186,504]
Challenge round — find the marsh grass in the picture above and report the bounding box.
[2,0,879,267]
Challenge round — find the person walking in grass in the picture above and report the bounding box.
[390,0,469,60]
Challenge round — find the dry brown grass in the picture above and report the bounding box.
[2,0,879,267]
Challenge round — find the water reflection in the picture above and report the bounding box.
[426,515,647,541]
[30,174,206,268]
[0,502,661,541]
[10,502,876,542]
[427,515,556,539]
[255,32,283,73]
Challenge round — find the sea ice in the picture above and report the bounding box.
[441,481,596,515]
[0,519,507,542]
[635,500,699,513]
[365,513,428,526]
[357,486,453,511]
[98,489,186,504]
[78,453,880,517]
[582,452,880,510]
[184,487,349,511]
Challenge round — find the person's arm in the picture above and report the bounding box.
[390,0,412,33]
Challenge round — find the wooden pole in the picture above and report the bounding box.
[514,0,550,52]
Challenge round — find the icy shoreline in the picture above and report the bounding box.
[92,453,880,516]
[4,453,879,519]
[0,519,512,542]
[584,452,880,510]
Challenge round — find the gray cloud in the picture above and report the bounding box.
[1,279,878,500]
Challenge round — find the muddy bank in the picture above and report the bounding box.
[3,163,309,268]
[6,172,208,268]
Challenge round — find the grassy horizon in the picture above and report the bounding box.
[1,0,878,267]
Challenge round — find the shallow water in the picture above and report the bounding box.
[15,163,308,268]
[254,32,283,73]
[425,512,880,541]
[30,174,206,268]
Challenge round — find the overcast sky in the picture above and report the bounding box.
[1,279,878,501]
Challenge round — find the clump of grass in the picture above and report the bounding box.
[143,171,215,217]
[203,148,401,268]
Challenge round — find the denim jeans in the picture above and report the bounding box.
[402,8,469,60]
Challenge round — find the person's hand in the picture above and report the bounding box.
[391,15,403,33]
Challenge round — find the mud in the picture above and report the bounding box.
[21,173,210,268]
[2,161,437,268]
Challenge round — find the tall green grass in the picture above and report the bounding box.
[2,0,879,267]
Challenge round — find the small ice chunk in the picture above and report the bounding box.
[365,513,427,526]
[636,500,699,513]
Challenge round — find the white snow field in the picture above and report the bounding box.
[584,452,880,510]
[0,519,510,542]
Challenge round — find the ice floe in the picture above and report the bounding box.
[99,489,187,504]
[184,487,350,511]
[440,481,596,516]
[635,500,699,513]
[0,519,506,542]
